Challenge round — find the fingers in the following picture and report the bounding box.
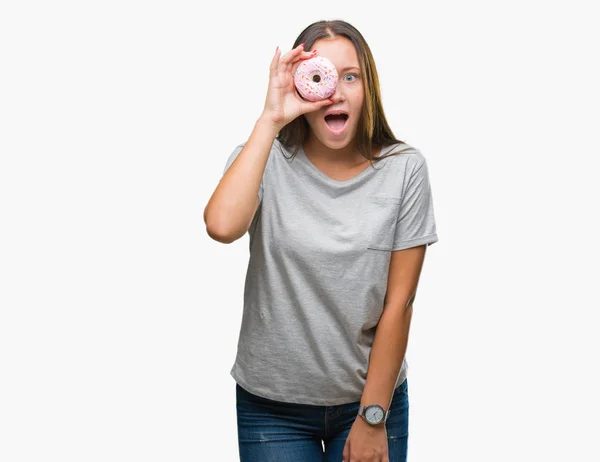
[300,97,334,115]
[280,43,308,65]
[269,46,280,77]
[271,44,315,76]
[290,49,318,76]
[292,49,318,64]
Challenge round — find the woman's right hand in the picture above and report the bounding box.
[262,44,334,131]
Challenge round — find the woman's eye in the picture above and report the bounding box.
[343,73,358,82]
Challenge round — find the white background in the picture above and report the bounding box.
[1,1,599,461]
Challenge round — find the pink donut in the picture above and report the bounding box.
[294,56,338,101]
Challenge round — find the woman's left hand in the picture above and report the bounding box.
[342,416,389,461]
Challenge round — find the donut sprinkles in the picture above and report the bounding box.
[294,56,338,101]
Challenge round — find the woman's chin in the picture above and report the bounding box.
[319,126,354,147]
[318,139,354,153]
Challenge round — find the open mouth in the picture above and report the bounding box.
[324,113,349,134]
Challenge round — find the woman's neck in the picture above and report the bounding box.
[303,136,382,165]
[304,137,361,165]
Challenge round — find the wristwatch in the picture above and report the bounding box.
[357,404,390,425]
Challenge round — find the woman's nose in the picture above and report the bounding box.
[330,87,345,103]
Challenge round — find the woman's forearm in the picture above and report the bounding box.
[360,303,413,415]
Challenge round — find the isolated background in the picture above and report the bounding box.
[1,0,599,460]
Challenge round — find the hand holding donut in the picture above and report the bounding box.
[262,44,335,131]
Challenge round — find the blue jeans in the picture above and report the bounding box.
[235,378,409,461]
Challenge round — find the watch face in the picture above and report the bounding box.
[365,405,384,424]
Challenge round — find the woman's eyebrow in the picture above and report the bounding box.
[339,66,360,72]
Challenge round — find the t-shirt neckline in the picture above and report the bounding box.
[298,143,393,186]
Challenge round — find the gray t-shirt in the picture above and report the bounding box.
[222,138,438,405]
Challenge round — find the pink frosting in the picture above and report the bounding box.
[294,56,338,101]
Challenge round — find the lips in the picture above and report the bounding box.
[324,112,349,135]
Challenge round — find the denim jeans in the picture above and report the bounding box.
[235,378,409,461]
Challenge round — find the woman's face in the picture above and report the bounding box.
[303,36,364,151]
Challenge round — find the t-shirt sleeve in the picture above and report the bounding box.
[391,156,439,251]
[222,142,264,203]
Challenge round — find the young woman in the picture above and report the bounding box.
[205,19,439,462]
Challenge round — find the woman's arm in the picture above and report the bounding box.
[205,44,332,244]
[343,246,427,460]
[204,114,279,243]
[360,245,427,412]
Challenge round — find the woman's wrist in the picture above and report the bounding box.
[257,111,285,134]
